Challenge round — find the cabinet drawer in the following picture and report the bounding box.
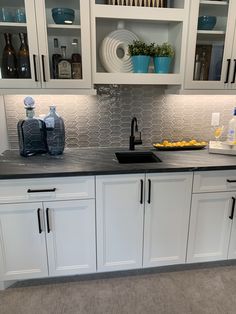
[0,176,95,203]
[193,171,236,193]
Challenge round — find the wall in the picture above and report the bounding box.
[4,86,236,150]
[0,95,9,153]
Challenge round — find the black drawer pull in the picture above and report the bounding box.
[140,179,144,204]
[41,55,46,82]
[224,59,231,84]
[229,197,236,220]
[33,54,38,82]
[227,180,236,183]
[46,208,51,233]
[148,179,151,204]
[27,188,56,193]
[37,208,42,234]
[231,59,236,84]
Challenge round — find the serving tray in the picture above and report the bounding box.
[153,144,207,151]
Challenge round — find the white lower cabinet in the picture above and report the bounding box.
[0,199,96,281]
[0,203,48,280]
[96,174,145,272]
[187,192,235,263]
[45,200,96,276]
[96,173,193,272]
[143,173,193,267]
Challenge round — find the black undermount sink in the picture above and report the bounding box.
[115,151,162,164]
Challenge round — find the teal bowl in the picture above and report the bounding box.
[52,8,75,24]
[198,16,216,30]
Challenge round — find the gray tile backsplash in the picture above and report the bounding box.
[4,85,236,149]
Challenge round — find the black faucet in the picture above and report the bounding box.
[129,117,142,150]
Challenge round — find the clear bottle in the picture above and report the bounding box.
[57,46,72,79]
[199,51,207,81]
[18,32,31,78]
[52,38,61,79]
[71,39,82,79]
[227,107,236,144]
[44,105,65,155]
[17,97,47,157]
[193,53,201,80]
[1,33,18,78]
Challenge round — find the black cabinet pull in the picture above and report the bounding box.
[148,179,151,204]
[224,59,231,84]
[227,180,236,183]
[27,188,56,193]
[33,54,38,82]
[229,197,236,220]
[46,208,51,233]
[231,59,236,84]
[37,208,42,234]
[140,179,144,204]
[41,55,46,82]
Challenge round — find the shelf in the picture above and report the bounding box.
[94,72,181,85]
[47,24,81,29]
[92,4,185,21]
[0,22,27,28]
[197,30,225,35]
[200,0,228,5]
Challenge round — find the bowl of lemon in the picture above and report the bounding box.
[153,139,207,151]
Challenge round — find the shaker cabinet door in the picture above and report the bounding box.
[0,202,48,281]
[96,174,145,272]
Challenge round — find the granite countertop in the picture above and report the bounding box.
[0,147,236,179]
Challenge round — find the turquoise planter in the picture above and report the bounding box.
[154,56,173,73]
[131,55,150,73]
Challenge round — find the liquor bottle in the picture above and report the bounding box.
[18,33,31,78]
[57,46,72,79]
[52,38,61,79]
[199,51,207,81]
[227,107,236,144]
[193,53,201,80]
[17,96,47,157]
[44,105,65,155]
[1,33,18,79]
[71,39,82,79]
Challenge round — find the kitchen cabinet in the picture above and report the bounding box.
[96,172,193,271]
[0,0,93,94]
[96,174,144,272]
[184,0,236,91]
[187,171,236,263]
[0,176,96,281]
[143,172,192,267]
[90,0,190,85]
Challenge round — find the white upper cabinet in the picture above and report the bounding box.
[90,0,190,85]
[184,0,236,91]
[0,0,93,93]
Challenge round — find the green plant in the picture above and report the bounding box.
[128,40,155,56]
[153,42,175,57]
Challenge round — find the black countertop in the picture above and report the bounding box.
[0,147,236,179]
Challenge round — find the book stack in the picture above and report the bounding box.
[107,0,168,7]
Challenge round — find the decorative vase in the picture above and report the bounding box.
[154,56,173,73]
[131,55,150,73]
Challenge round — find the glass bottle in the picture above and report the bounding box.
[57,46,72,79]
[18,32,31,78]
[199,51,207,81]
[71,39,82,79]
[52,38,61,79]
[193,53,201,80]
[44,105,65,155]
[1,33,18,79]
[17,97,47,157]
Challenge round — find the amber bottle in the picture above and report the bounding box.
[1,33,18,78]
[18,32,31,78]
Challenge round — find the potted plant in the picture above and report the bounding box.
[153,42,175,73]
[128,41,154,73]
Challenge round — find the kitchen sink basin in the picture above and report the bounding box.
[115,151,162,164]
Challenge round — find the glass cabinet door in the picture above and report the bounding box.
[0,0,40,89]
[185,0,236,90]
[35,0,92,89]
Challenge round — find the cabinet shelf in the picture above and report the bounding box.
[200,0,228,5]
[94,72,181,85]
[47,24,81,30]
[197,30,225,35]
[0,22,27,28]
[93,4,185,21]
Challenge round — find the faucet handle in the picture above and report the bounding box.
[134,131,142,145]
